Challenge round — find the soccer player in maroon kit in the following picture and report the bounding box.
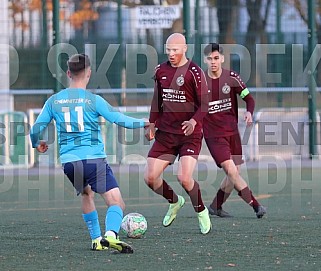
[203,43,267,218]
[144,33,212,234]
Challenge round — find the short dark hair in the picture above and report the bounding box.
[67,54,90,75]
[203,43,223,56]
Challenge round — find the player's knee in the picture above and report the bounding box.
[107,197,125,210]
[223,181,234,192]
[224,164,238,180]
[144,171,156,186]
[177,175,191,188]
[82,188,94,198]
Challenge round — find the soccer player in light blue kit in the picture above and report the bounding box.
[30,54,149,253]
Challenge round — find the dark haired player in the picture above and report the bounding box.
[203,43,267,218]
[144,33,212,234]
[30,54,149,252]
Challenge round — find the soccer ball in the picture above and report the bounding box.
[121,212,147,238]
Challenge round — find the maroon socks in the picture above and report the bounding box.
[152,180,178,204]
[185,181,205,213]
[238,187,260,211]
[210,188,231,210]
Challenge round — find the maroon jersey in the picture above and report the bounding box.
[203,69,254,138]
[149,60,209,135]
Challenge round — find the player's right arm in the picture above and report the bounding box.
[146,66,162,140]
[30,97,54,149]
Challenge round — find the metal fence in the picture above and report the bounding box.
[11,87,321,112]
[0,105,320,169]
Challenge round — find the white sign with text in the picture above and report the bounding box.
[135,5,180,29]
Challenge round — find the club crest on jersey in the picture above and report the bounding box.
[176,75,184,86]
[222,83,231,94]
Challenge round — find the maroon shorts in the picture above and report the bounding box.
[148,130,202,163]
[205,134,244,167]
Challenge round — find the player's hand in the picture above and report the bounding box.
[142,118,150,128]
[36,140,48,153]
[145,123,156,141]
[244,112,253,126]
[181,119,196,136]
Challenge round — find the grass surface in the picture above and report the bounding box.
[0,165,321,270]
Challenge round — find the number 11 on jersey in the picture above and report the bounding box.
[62,106,85,132]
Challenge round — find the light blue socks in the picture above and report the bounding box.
[82,210,101,240]
[82,206,123,239]
[105,205,123,234]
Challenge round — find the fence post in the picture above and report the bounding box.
[307,0,317,157]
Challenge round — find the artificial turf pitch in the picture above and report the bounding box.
[0,163,321,270]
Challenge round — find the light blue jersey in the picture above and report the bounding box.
[30,88,145,163]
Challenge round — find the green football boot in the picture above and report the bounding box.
[101,236,134,254]
[162,195,185,227]
[198,207,212,234]
[91,237,108,251]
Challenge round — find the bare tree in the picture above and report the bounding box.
[286,0,321,84]
[245,0,272,86]
[216,0,238,44]
[287,0,321,40]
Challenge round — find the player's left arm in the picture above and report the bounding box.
[242,93,255,126]
[239,86,255,126]
[97,96,149,129]
[183,68,209,135]
[231,72,255,126]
